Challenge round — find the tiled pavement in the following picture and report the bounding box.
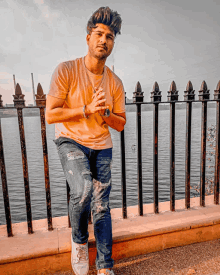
[50,239,220,275]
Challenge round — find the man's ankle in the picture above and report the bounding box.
[98,269,111,274]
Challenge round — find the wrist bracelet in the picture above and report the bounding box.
[83,105,88,118]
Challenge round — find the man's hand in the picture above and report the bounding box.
[86,88,109,116]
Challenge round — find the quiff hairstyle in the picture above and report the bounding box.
[87,7,122,37]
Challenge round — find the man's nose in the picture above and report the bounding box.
[100,35,107,44]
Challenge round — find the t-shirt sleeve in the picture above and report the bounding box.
[48,62,70,99]
[112,81,126,113]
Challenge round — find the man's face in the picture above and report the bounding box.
[86,23,115,60]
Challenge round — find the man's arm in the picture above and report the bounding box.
[46,95,83,124]
[45,92,108,124]
[102,112,126,132]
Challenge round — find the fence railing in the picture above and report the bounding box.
[0,79,220,238]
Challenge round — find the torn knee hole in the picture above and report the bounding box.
[93,201,108,214]
[67,150,84,160]
[93,179,111,188]
[79,179,92,204]
[82,171,91,175]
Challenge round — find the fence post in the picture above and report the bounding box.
[214,80,220,204]
[133,81,144,216]
[0,96,13,237]
[13,83,33,234]
[36,83,53,231]
[184,81,195,209]
[120,128,127,219]
[167,81,179,211]
[151,82,161,214]
[198,81,210,207]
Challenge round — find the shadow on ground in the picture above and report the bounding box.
[50,239,220,275]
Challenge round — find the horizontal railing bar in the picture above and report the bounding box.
[0,99,220,109]
[125,99,220,105]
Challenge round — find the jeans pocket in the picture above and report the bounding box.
[53,137,70,148]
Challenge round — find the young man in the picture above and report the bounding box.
[46,7,126,275]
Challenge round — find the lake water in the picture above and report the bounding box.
[0,107,216,225]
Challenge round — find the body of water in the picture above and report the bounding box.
[0,107,216,225]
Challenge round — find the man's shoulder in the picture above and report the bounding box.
[57,57,83,71]
[105,66,123,86]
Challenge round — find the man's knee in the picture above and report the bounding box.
[92,179,111,214]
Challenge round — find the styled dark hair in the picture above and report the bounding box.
[87,7,122,37]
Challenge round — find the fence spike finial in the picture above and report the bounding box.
[153,81,159,92]
[151,81,162,102]
[15,83,22,95]
[186,81,193,92]
[200,80,208,92]
[36,83,46,107]
[216,80,220,91]
[198,80,210,101]
[37,83,44,96]
[184,81,195,101]
[133,81,144,103]
[135,81,142,94]
[167,81,178,101]
[13,83,25,107]
[214,80,220,100]
[169,81,177,92]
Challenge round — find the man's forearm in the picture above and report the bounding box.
[46,106,84,124]
[102,112,126,132]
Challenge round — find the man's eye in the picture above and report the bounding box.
[107,36,114,41]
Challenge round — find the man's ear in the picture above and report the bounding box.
[86,34,90,45]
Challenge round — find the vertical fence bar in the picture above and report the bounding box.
[0,119,13,237]
[133,82,144,216]
[36,84,53,230]
[167,81,178,211]
[214,81,220,204]
[151,82,161,214]
[0,96,13,237]
[185,102,192,208]
[198,81,210,207]
[184,81,195,209]
[137,104,143,216]
[153,103,159,213]
[170,102,175,211]
[120,129,127,219]
[13,84,33,234]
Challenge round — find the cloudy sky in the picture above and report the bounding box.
[0,0,219,104]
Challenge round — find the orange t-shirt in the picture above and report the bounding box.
[48,57,126,149]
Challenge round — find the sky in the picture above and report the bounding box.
[0,0,220,104]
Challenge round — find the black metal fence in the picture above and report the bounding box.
[0,80,220,238]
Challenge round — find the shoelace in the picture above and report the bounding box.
[76,246,88,261]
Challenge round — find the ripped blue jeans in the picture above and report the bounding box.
[54,137,113,270]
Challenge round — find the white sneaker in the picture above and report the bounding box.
[98,269,115,275]
[71,236,89,275]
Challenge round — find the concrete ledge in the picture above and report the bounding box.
[1,195,220,274]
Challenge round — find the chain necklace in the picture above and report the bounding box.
[83,57,110,117]
[83,57,106,94]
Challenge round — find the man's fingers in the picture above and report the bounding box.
[92,92,105,100]
[97,99,106,105]
[96,105,109,110]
